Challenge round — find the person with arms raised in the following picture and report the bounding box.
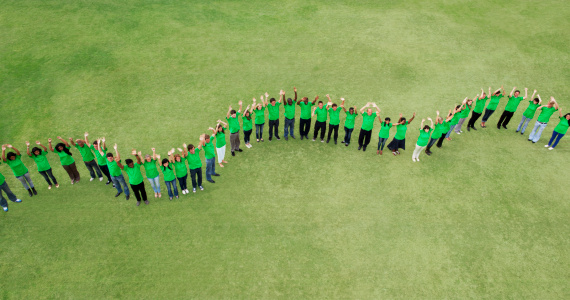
[358,102,380,151]
[297,94,318,140]
[283,88,297,141]
[497,87,529,130]
[203,133,220,184]
[104,144,130,200]
[387,112,416,156]
[325,94,342,144]
[529,97,559,143]
[226,101,243,156]
[341,99,358,146]
[267,91,282,141]
[241,106,254,148]
[49,136,80,184]
[312,99,327,142]
[412,118,434,162]
[69,132,103,182]
[120,150,148,206]
[377,116,393,155]
[143,148,161,198]
[92,138,112,185]
[2,144,36,197]
[187,135,206,193]
[545,109,570,150]
[253,96,267,142]
[27,141,58,189]
[0,161,22,212]
[454,97,474,134]
[160,152,178,200]
[516,91,540,134]
[467,88,489,131]
[481,86,504,128]
[172,145,189,195]
[426,110,453,155]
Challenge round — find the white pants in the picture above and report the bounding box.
[412,144,426,159]
[216,145,226,163]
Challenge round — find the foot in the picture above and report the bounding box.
[158,193,162,198]
[276,136,281,140]
[222,160,228,163]
[471,126,477,131]
[32,188,37,195]
[528,139,532,141]
[291,135,296,139]
[213,173,220,176]
[502,126,507,129]
[497,126,501,129]
[412,157,417,162]
[392,151,397,156]
[90,177,95,182]
[345,143,349,147]
[416,158,420,162]
[28,190,33,197]
[257,139,260,142]
[71,180,75,185]
[549,147,554,150]
[106,180,111,185]
[176,196,179,199]
[193,188,196,193]
[261,139,264,142]
[285,136,288,141]
[321,139,324,143]
[326,139,330,143]
[545,145,550,147]
[396,151,400,155]
[300,136,304,140]
[446,138,452,141]
[363,146,367,151]
[182,189,186,195]
[467,127,471,132]
[358,146,362,150]
[155,193,158,198]
[219,163,224,168]
[145,200,149,205]
[115,192,122,197]
[377,150,380,155]
[48,185,52,190]
[207,180,215,183]
[170,197,173,200]
[456,132,461,135]
[231,151,235,156]
[199,186,204,191]
[126,195,130,200]
[334,140,337,144]
[520,132,523,135]
[312,138,316,141]
[380,150,383,155]
[56,184,60,188]
[269,137,272,141]
[15,199,22,203]
[137,201,141,206]
[238,149,243,152]
[99,177,103,181]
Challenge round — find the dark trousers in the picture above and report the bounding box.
[436,136,446,148]
[343,127,354,144]
[190,167,202,189]
[467,112,482,128]
[481,109,495,122]
[62,162,80,182]
[284,118,295,138]
[39,168,58,185]
[131,182,147,201]
[84,159,102,179]
[255,124,264,139]
[177,174,188,190]
[313,121,326,140]
[244,129,252,144]
[99,164,112,182]
[377,137,388,151]
[0,181,19,208]
[268,119,280,138]
[300,118,311,137]
[497,110,514,127]
[549,131,565,148]
[426,138,438,151]
[358,129,372,147]
[327,124,339,142]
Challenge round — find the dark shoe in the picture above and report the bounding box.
[326,139,330,143]
[207,180,215,183]
[276,136,281,140]
[144,200,149,205]
[238,149,243,152]
[32,187,37,195]
[106,180,111,185]
[28,189,33,197]
[345,143,349,147]
[213,174,220,177]
[497,126,501,129]
[300,136,304,140]
[115,192,122,197]
[126,195,130,200]
[291,135,295,139]
[467,126,471,132]
[268,137,272,141]
[502,126,507,129]
[231,151,235,156]
[521,132,524,135]
[358,146,362,150]
[363,146,367,151]
[136,201,141,206]
[471,126,477,131]
[285,136,288,141]
[334,140,337,144]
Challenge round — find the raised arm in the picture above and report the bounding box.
[182,143,188,157]
[264,93,269,106]
[37,141,48,152]
[445,109,454,122]
[312,95,318,105]
[152,147,157,160]
[311,107,317,117]
[68,138,76,146]
[552,97,559,110]
[57,136,70,147]
[529,89,536,101]
[359,103,369,114]
[428,117,434,129]
[197,135,206,150]
[238,100,243,113]
[96,138,104,156]
[10,145,21,156]
[509,86,516,97]
[340,98,347,112]
[537,94,542,104]
[1,145,6,162]
[48,138,54,152]
[117,159,124,170]
[114,144,120,160]
[26,141,31,156]
[226,105,232,119]
[420,119,425,129]
[101,137,107,151]
[167,149,175,163]
[372,102,380,114]
[408,112,416,124]
[84,132,91,147]
[293,87,297,102]
[135,151,142,165]
[278,91,284,104]
[501,85,505,95]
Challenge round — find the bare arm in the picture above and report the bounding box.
[408,112,416,124]
[152,148,157,160]
[529,89,536,101]
[226,105,232,118]
[293,87,297,102]
[537,94,542,104]
[340,98,347,112]
[38,141,48,152]
[114,144,120,160]
[420,119,425,129]
[509,86,516,97]
[117,159,124,170]
[552,97,559,110]
[312,95,318,105]
[26,141,31,156]
[1,145,6,162]
[238,100,243,113]
[11,146,21,156]
[48,138,54,152]
[135,153,142,165]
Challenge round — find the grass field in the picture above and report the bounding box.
[1,0,569,298]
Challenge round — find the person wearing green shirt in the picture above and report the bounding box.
[241,105,254,148]
[253,95,267,142]
[92,138,113,185]
[546,111,570,150]
[187,135,206,193]
[467,89,489,131]
[283,88,297,141]
[377,117,398,155]
[516,93,541,134]
[445,105,463,140]
[69,132,103,182]
[341,99,358,146]
[226,101,243,156]
[105,144,130,200]
[357,102,380,151]
[172,146,189,195]
[298,94,318,140]
[160,155,178,200]
[497,87,529,130]
[203,134,220,184]
[27,141,59,189]
[426,110,454,155]
[212,122,229,167]
[387,112,416,155]
[412,118,434,162]
[481,86,505,128]
[312,100,328,142]
[325,95,342,144]
[2,145,36,197]
[49,137,80,185]
[143,148,161,198]
[437,110,455,148]
[0,161,23,212]
[120,152,148,206]
[267,91,283,141]
[529,97,560,143]
[454,97,473,134]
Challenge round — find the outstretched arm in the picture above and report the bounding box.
[226,105,232,118]
[428,117,434,129]
[57,136,70,147]
[340,98,347,112]
[312,95,318,105]
[26,141,31,156]
[114,144,120,160]
[238,100,243,113]
[48,138,54,152]
[501,85,505,95]
[279,90,284,104]
[135,151,142,165]
[96,139,104,156]
[293,87,297,102]
[38,141,48,152]
[10,145,21,156]
[372,102,381,114]
[1,145,6,162]
[509,86,516,97]
[420,119,425,129]
[311,107,316,117]
[537,94,542,104]
[408,112,416,124]
[84,132,91,147]
[359,103,369,114]
[152,148,157,160]
[529,89,536,101]
[552,97,559,110]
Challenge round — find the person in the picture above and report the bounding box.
[529,97,559,143]
[454,97,474,134]
[436,110,455,148]
[445,105,463,140]
[241,105,254,148]
[92,138,112,185]
[267,91,282,141]
[160,154,178,200]
[203,133,220,183]
[49,137,80,184]
[172,146,189,194]
[412,118,434,162]
[104,144,130,200]
[120,150,148,206]
[0,162,22,212]
[325,94,342,144]
[341,99,358,146]
[283,88,297,141]
[312,100,327,142]
[358,102,380,151]
[467,89,489,131]
[213,121,229,167]
[377,116,392,155]
[545,110,570,150]
[2,144,36,197]
[143,148,161,198]
[481,86,504,128]
[27,141,59,189]
[298,94,318,140]
[226,101,243,156]
[69,132,103,181]
[187,135,206,193]
[253,96,267,142]
[387,113,416,155]
[426,110,454,155]
[516,91,540,134]
[497,87,529,130]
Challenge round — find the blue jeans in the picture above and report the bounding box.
[284,118,295,138]
[481,109,495,122]
[16,172,34,190]
[445,125,457,138]
[206,158,216,180]
[165,179,178,198]
[111,174,130,196]
[517,116,532,133]
[177,174,188,191]
[548,131,565,148]
[377,137,388,150]
[343,127,354,144]
[0,181,19,208]
[255,124,264,139]
[147,176,161,193]
[529,121,548,142]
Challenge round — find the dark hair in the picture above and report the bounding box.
[55,143,72,156]
[564,113,570,126]
[230,109,236,115]
[400,117,406,123]
[161,158,171,170]
[533,98,539,103]
[318,101,323,105]
[244,111,251,121]
[106,153,114,158]
[349,107,354,112]
[423,125,430,130]
[187,144,194,151]
[6,152,16,160]
[92,140,98,145]
[270,98,276,103]
[385,117,391,122]
[494,90,501,96]
[218,126,225,133]
[31,147,42,155]
[514,90,520,95]
[332,103,337,108]
[455,105,461,109]
[125,158,133,165]
[286,98,292,105]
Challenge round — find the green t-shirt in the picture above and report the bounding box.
[204,140,216,159]
[143,159,159,179]
[361,112,377,131]
[124,163,144,185]
[160,165,176,182]
[486,94,503,111]
[187,148,202,170]
[417,128,434,147]
[522,101,540,119]
[173,157,188,178]
[6,155,28,177]
[75,144,95,162]
[344,111,358,129]
[537,106,558,123]
[268,102,281,121]
[394,121,409,140]
[505,96,524,112]
[379,123,392,138]
[29,151,51,172]
[328,108,341,126]
[314,106,327,122]
[0,169,4,185]
[226,112,241,134]
[284,103,296,119]
[107,159,122,177]
[450,113,461,125]
[254,107,265,125]
[553,117,569,134]
[299,102,314,120]
[473,97,488,114]
[431,121,447,140]
[459,104,472,119]
[215,131,226,148]
[91,145,107,166]
[55,146,75,166]
[242,115,253,131]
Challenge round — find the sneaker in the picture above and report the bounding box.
[2,206,7,212]
[208,180,215,183]
[380,150,383,155]
[90,177,95,182]
[176,196,179,199]
[326,139,330,143]
[502,126,507,129]
[276,136,281,140]
[334,141,337,145]
[136,201,141,206]
[520,132,523,135]
[345,143,349,147]
[300,136,304,140]
[396,151,400,155]
[48,185,52,190]
[544,145,549,148]
[528,139,532,141]
[291,135,296,139]
[32,188,37,195]
[467,127,471,132]
[199,186,204,191]
[56,184,60,188]
[158,193,162,198]
[99,177,103,181]
[145,200,149,205]
[238,149,243,152]
[471,126,477,131]
[257,139,260,142]
[416,158,420,162]
[15,199,22,203]
[269,137,272,141]
[456,132,461,135]
[377,150,380,155]
[28,190,33,197]
[261,139,264,142]
[231,151,235,156]
[321,139,324,143]
[412,157,416,162]
[497,126,501,130]
[285,136,288,141]
[115,192,122,197]
[358,146,362,150]
[71,180,75,185]
[126,195,130,200]
[312,138,316,141]
[169,197,173,200]
[106,180,111,185]
[549,147,554,150]
[363,146,367,151]
[193,188,196,193]
[213,174,220,176]
[392,151,397,156]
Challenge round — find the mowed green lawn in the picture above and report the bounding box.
[1,0,569,298]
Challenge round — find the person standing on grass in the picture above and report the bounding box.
[426,110,454,155]
[203,134,220,184]
[454,97,473,134]
[358,102,380,151]
[377,117,392,155]
[226,101,243,156]
[467,89,489,131]
[529,97,559,143]
[120,150,148,206]
[0,162,22,212]
[212,121,229,166]
[253,96,267,142]
[445,105,462,140]
[172,146,189,195]
[298,94,318,140]
[387,112,416,155]
[69,132,103,182]
[267,91,282,141]
[49,137,80,184]
[497,87,529,130]
[92,138,112,185]
[545,111,570,150]
[516,92,540,134]
[341,99,358,146]
[187,135,206,193]
[436,110,455,148]
[241,106,254,148]
[2,144,36,197]
[160,154,178,200]
[283,88,297,141]
[312,99,327,142]
[143,148,161,198]
[104,144,130,200]
[481,86,504,128]
[412,118,434,162]
[27,141,58,189]
[325,94,341,144]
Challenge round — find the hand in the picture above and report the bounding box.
[327,101,332,106]
[208,127,214,130]
[315,95,319,100]
[422,118,426,122]
[183,143,187,148]
[427,117,432,121]
[57,136,62,139]
[84,132,89,137]
[265,92,269,98]
[229,105,232,110]
[131,150,137,155]
[114,157,120,162]
[25,141,30,146]
[340,98,345,101]
[151,148,155,151]
[260,96,264,101]
[413,112,416,116]
[177,148,182,152]
[7,144,12,148]
[525,88,528,91]
[138,151,142,157]
[253,97,257,102]
[36,141,41,145]
[69,137,73,141]
[533,89,537,93]
[294,87,297,92]
[102,137,105,143]
[48,138,52,143]
[113,143,117,150]
[326,94,329,97]
[1,145,6,151]
[156,154,161,160]
[170,148,175,153]
[167,151,173,156]
[238,100,243,105]
[436,110,440,115]
[199,136,205,141]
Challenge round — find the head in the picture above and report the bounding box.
[384,117,391,124]
[92,140,100,150]
[533,97,540,104]
[174,154,181,162]
[318,101,323,108]
[481,92,486,98]
[494,90,501,96]
[55,143,65,152]
[205,135,211,143]
[302,96,308,104]
[32,147,42,156]
[6,152,16,161]
[514,90,520,97]
[349,107,354,114]
[436,116,443,124]
[332,103,338,110]
[244,110,250,117]
[564,113,570,121]
[423,125,430,132]
[145,154,152,162]
[230,109,237,118]
[287,98,293,105]
[270,98,276,105]
[217,125,225,134]
[256,104,262,110]
[456,105,461,110]
[547,100,555,107]
[367,108,372,115]
[161,158,170,168]
[106,153,114,162]
[399,117,407,123]
[187,144,195,154]
[125,158,134,168]
[76,140,84,147]
[467,99,473,105]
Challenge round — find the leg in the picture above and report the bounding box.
[497,111,507,127]
[190,168,198,189]
[346,128,353,144]
[46,168,58,185]
[100,164,112,182]
[131,183,142,201]
[380,138,387,150]
[290,118,295,138]
[358,130,365,147]
[16,175,30,190]
[313,121,319,139]
[62,164,74,181]
[552,132,564,148]
[503,111,514,127]
[333,125,339,142]
[69,162,80,181]
[363,130,371,147]
[327,124,333,141]
[522,118,531,133]
[0,181,19,202]
[165,180,173,198]
[274,120,280,138]
[111,176,123,194]
[235,131,241,149]
[437,136,445,147]
[516,116,526,132]
[140,182,147,200]
[24,172,34,189]
[455,118,465,133]
[528,121,540,140]
[84,161,96,179]
[445,125,456,138]
[532,123,547,142]
[206,158,213,181]
[196,167,203,187]
[39,171,52,185]
[268,120,274,139]
[319,122,326,140]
